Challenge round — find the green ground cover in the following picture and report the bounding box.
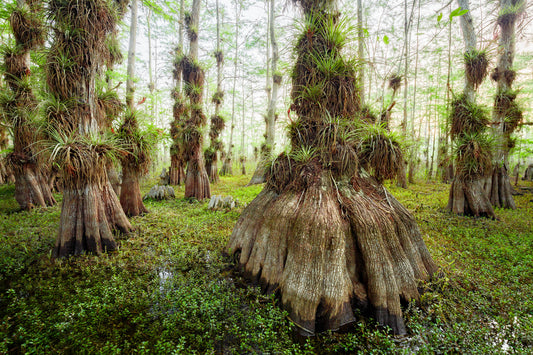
[1,174,532,354]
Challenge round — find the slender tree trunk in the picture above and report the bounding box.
[221,0,241,176]
[396,0,415,189]
[170,0,186,186]
[357,0,364,105]
[447,0,495,218]
[248,0,280,185]
[487,0,523,210]
[47,0,132,257]
[119,0,148,217]
[440,5,454,183]
[205,0,225,183]
[183,0,210,200]
[3,0,55,210]
[407,1,422,184]
[126,0,137,108]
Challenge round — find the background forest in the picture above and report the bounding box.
[0,0,532,353]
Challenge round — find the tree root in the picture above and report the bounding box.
[227,173,437,335]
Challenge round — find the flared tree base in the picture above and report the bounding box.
[447,178,495,218]
[486,166,516,209]
[108,167,121,196]
[206,159,220,184]
[14,164,56,210]
[54,182,132,258]
[219,159,233,176]
[170,155,186,186]
[247,159,268,186]
[120,166,148,217]
[185,158,211,200]
[227,172,438,335]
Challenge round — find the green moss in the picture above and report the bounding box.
[1,175,533,353]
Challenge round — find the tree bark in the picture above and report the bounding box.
[120,162,148,216]
[47,0,132,257]
[4,0,56,210]
[220,0,241,177]
[447,0,495,218]
[205,0,224,184]
[125,0,137,109]
[249,0,280,186]
[487,0,523,210]
[183,0,211,200]
[227,0,437,336]
[120,0,148,217]
[170,0,186,186]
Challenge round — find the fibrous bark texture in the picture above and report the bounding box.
[47,0,132,257]
[181,0,211,200]
[220,157,233,176]
[185,150,211,200]
[447,0,494,218]
[447,177,495,218]
[118,112,149,217]
[227,0,437,336]
[228,172,437,335]
[170,43,187,186]
[487,0,525,209]
[170,153,186,185]
[120,163,148,216]
[247,153,269,186]
[2,0,55,210]
[55,182,130,257]
[486,166,516,209]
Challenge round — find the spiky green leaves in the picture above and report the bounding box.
[453,132,493,180]
[494,89,523,134]
[265,152,295,193]
[45,129,125,189]
[291,12,360,120]
[450,96,489,138]
[117,110,155,173]
[357,124,404,184]
[497,0,526,27]
[464,49,489,89]
[105,35,123,66]
[48,0,117,40]
[9,6,46,51]
[1,44,31,91]
[211,91,224,105]
[97,90,124,125]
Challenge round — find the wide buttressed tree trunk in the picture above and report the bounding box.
[205,0,225,184]
[227,0,437,336]
[46,0,132,257]
[447,0,495,218]
[486,0,525,210]
[119,0,149,217]
[1,0,56,210]
[248,0,280,186]
[181,0,210,200]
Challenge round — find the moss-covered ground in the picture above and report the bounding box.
[1,173,532,354]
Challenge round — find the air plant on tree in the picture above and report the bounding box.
[227,0,437,336]
[0,0,55,210]
[45,0,132,257]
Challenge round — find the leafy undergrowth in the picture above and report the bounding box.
[0,174,532,354]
